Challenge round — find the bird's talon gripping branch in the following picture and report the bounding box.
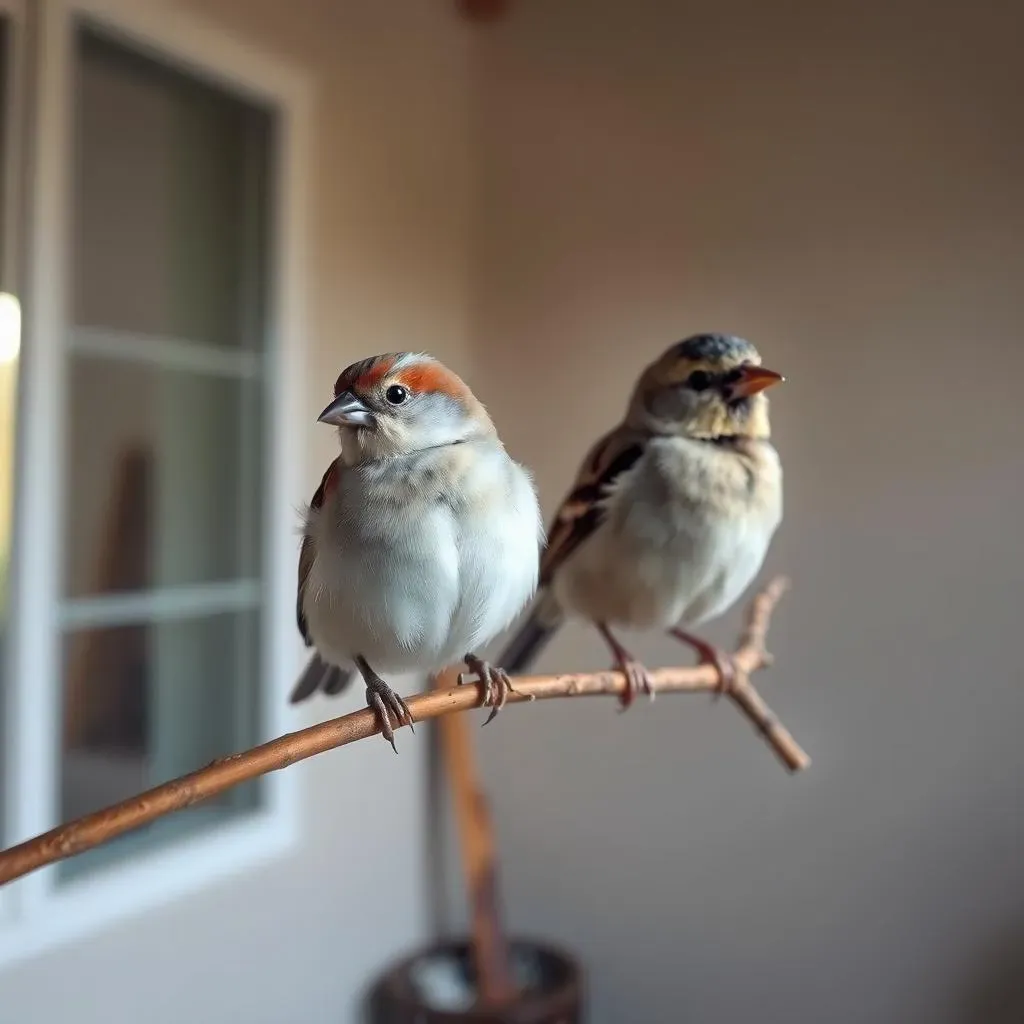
[461,653,528,727]
[597,623,656,711]
[670,628,739,702]
[614,659,656,712]
[367,689,398,754]
[708,653,738,701]
[362,672,415,754]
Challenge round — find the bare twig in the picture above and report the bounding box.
[0,576,804,887]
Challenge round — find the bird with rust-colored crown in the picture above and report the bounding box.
[497,333,785,705]
[291,352,543,751]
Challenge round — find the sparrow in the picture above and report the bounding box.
[497,333,784,707]
[289,351,544,751]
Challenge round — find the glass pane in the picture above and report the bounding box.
[59,608,261,878]
[62,354,264,597]
[72,27,272,350]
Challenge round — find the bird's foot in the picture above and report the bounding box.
[669,628,737,702]
[357,657,415,753]
[459,653,532,727]
[613,655,656,712]
[597,623,655,711]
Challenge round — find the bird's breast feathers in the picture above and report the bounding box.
[554,435,782,630]
[445,444,543,652]
[302,442,541,670]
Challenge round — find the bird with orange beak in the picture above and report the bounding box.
[497,333,785,705]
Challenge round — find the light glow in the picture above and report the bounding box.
[0,292,20,364]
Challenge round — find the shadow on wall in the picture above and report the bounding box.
[957,920,1024,1024]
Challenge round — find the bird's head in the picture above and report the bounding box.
[628,333,784,440]
[319,352,495,463]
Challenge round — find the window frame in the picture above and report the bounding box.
[0,0,310,964]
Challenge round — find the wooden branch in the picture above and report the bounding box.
[434,668,516,1005]
[0,576,804,888]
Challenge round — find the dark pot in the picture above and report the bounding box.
[366,937,584,1024]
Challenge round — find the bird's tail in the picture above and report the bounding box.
[289,652,355,704]
[496,589,565,675]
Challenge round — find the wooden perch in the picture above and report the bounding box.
[0,576,804,888]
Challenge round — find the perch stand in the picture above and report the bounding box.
[366,669,584,1021]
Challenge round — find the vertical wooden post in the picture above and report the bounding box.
[432,668,516,1006]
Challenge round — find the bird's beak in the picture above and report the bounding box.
[317,391,374,428]
[729,365,785,398]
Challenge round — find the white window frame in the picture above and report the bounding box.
[0,0,311,965]
[0,0,27,942]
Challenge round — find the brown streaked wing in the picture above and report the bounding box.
[539,426,646,587]
[296,457,341,645]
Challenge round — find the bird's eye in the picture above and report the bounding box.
[385,384,408,405]
[686,370,712,391]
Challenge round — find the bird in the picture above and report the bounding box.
[497,333,784,708]
[289,351,544,751]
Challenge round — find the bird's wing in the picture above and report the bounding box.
[296,457,341,646]
[540,425,646,587]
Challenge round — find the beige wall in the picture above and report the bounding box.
[466,2,1024,1022]
[1,1,475,1022]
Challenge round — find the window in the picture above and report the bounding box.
[1,0,307,959]
[60,24,273,877]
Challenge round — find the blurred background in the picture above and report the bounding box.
[0,0,1022,1022]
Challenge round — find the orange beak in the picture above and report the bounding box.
[729,365,785,398]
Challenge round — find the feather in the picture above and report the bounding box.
[296,457,340,647]
[289,652,353,704]
[540,426,647,586]
[497,611,557,675]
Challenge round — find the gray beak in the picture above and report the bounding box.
[317,391,374,428]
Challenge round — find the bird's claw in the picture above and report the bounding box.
[709,653,738,701]
[669,629,738,703]
[596,623,655,712]
[695,647,737,702]
[614,657,656,712]
[459,653,532,726]
[365,682,415,754]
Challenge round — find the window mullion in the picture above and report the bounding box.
[59,579,263,630]
[5,0,74,915]
[257,87,308,839]
[231,116,264,756]
[69,328,263,379]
